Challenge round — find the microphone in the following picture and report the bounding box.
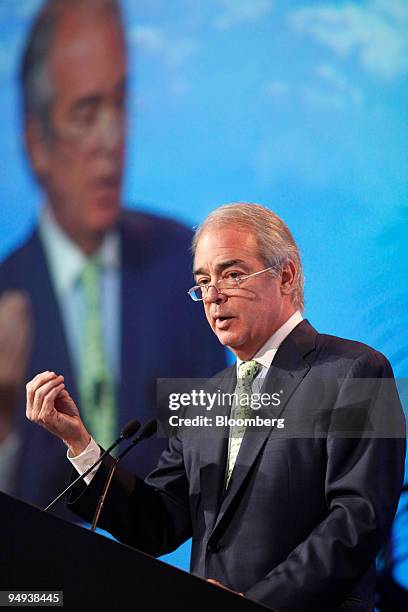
[131,418,157,444]
[117,420,143,440]
[43,419,141,512]
[91,419,157,532]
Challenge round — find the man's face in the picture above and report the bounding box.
[193,226,296,360]
[27,10,126,248]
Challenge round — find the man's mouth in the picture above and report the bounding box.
[93,176,122,205]
[214,315,235,330]
[96,175,121,190]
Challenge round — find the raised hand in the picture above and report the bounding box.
[0,290,32,441]
[26,371,91,456]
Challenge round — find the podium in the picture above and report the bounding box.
[0,492,267,611]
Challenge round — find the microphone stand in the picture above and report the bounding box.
[91,419,157,532]
[43,419,140,512]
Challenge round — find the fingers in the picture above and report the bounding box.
[0,291,32,385]
[0,291,30,325]
[37,382,65,428]
[26,372,87,446]
[5,317,32,381]
[26,371,52,417]
[207,579,241,595]
[26,371,64,423]
[207,579,223,587]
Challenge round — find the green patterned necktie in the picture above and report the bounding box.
[78,255,117,449]
[225,360,262,488]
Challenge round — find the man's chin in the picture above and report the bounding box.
[214,330,244,351]
[88,201,121,232]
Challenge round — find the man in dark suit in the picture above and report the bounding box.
[26,202,406,611]
[0,0,225,513]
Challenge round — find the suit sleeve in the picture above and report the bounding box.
[67,431,193,557]
[245,352,406,612]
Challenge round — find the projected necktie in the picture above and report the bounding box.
[78,255,117,449]
[225,360,261,488]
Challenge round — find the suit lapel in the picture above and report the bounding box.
[210,320,317,536]
[17,232,78,499]
[119,217,140,426]
[28,231,77,400]
[199,365,236,533]
[119,214,155,428]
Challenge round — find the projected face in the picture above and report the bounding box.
[193,225,296,360]
[27,9,127,253]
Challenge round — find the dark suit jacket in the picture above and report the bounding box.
[0,208,226,514]
[69,320,406,612]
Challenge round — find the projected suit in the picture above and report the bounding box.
[0,209,226,511]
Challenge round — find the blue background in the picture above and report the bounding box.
[0,0,407,587]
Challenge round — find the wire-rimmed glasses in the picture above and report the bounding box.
[188,266,277,302]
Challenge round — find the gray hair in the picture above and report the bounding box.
[192,202,304,312]
[20,0,122,136]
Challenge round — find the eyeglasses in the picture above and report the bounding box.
[52,91,127,146]
[188,266,277,302]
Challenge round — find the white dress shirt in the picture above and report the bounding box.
[39,204,121,381]
[1,206,121,491]
[237,310,303,393]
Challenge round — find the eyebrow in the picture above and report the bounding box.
[193,259,248,277]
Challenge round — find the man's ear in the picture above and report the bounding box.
[280,261,296,295]
[24,118,51,181]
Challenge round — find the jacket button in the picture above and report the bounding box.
[207,542,221,554]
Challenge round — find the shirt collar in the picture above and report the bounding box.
[38,204,120,297]
[236,310,303,371]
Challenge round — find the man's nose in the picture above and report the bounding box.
[204,285,227,304]
[96,109,125,152]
